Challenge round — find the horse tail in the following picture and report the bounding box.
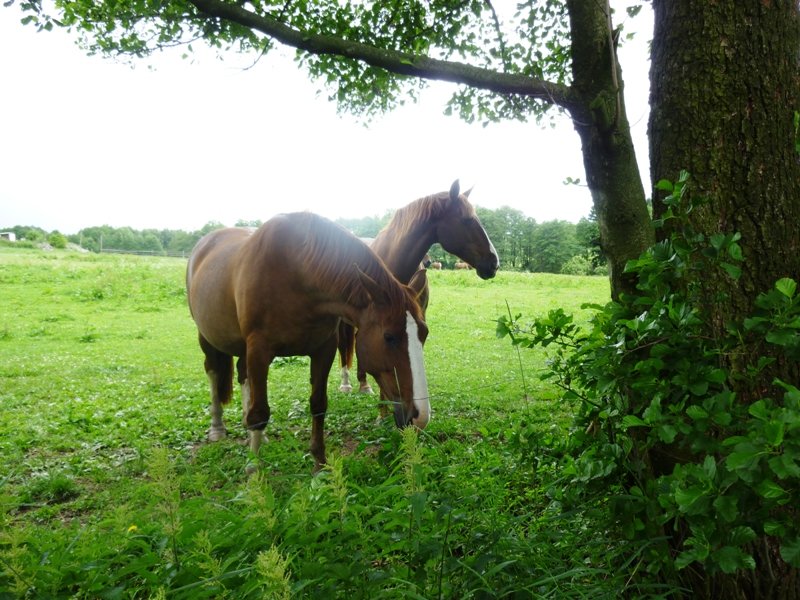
[338,321,355,369]
[216,356,234,405]
[200,335,234,404]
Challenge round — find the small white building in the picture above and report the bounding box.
[0,232,16,242]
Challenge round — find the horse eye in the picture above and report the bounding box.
[384,332,400,348]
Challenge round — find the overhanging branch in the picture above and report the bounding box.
[187,0,577,110]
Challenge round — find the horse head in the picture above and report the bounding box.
[353,267,430,429]
[435,180,499,280]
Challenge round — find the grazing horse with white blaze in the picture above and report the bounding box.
[338,179,499,396]
[186,212,430,471]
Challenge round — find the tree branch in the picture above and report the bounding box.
[187,0,578,110]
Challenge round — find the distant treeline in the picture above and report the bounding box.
[2,207,605,275]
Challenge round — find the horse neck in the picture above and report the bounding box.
[311,250,400,324]
[373,216,437,284]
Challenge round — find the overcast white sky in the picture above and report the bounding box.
[0,3,652,235]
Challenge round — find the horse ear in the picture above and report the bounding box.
[408,269,428,302]
[355,265,391,306]
[463,185,473,198]
[449,179,460,201]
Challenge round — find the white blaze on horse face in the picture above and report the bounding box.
[489,236,499,264]
[405,311,429,428]
[483,225,500,265]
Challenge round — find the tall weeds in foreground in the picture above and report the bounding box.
[148,447,183,572]
[0,498,34,598]
[254,545,292,600]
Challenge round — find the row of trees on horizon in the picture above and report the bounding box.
[1,205,604,275]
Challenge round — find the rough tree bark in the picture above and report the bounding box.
[566,0,654,298]
[650,1,800,597]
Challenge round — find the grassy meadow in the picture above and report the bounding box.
[0,246,622,599]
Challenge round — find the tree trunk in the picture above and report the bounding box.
[566,0,655,299]
[650,1,800,597]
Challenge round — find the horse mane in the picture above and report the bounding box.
[376,190,473,243]
[291,213,406,309]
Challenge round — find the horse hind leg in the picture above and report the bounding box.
[337,321,354,393]
[200,336,233,442]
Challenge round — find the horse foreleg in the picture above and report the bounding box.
[356,362,374,395]
[244,341,273,460]
[310,336,337,471]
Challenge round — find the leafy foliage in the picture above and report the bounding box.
[497,172,800,581]
[12,0,577,123]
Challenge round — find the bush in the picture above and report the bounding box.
[48,231,68,249]
[497,172,800,585]
[560,252,593,275]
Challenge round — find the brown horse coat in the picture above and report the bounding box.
[187,212,429,470]
[338,180,499,394]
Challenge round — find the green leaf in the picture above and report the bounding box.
[675,549,699,570]
[727,242,743,261]
[410,491,428,523]
[707,369,727,384]
[721,262,742,280]
[702,455,717,479]
[768,454,800,479]
[763,520,786,536]
[780,536,800,567]
[622,415,647,428]
[775,278,797,299]
[657,424,678,444]
[689,380,709,396]
[714,546,755,574]
[729,526,757,545]
[674,486,707,514]
[766,328,797,346]
[763,420,784,447]
[748,400,769,420]
[686,405,709,420]
[726,442,762,470]
[655,179,674,192]
[755,479,787,499]
[713,495,738,523]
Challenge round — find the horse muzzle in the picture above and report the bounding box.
[393,400,429,429]
[475,257,499,280]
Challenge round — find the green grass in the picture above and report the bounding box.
[0,246,630,599]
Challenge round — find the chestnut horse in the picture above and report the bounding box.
[187,212,429,470]
[338,180,499,394]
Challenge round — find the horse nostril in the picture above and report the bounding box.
[478,261,498,280]
[393,401,418,428]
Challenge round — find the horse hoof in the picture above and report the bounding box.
[245,460,258,475]
[359,385,374,394]
[339,384,353,393]
[208,427,227,442]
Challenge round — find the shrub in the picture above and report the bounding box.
[48,231,68,249]
[497,172,800,584]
